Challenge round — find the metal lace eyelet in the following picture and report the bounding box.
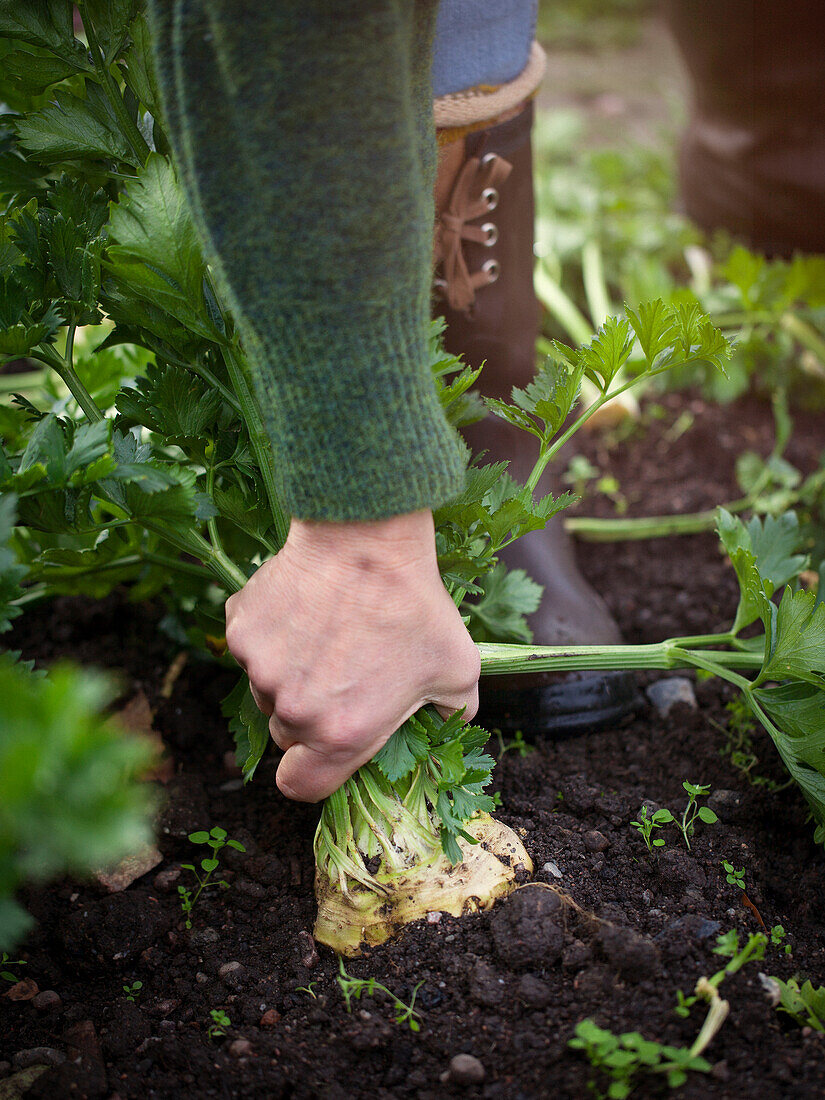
[482,258,500,283]
[482,187,499,211]
[481,222,498,247]
[481,152,499,168]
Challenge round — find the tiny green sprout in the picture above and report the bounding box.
[720,859,745,890]
[630,805,673,854]
[674,988,697,1019]
[207,1008,231,1040]
[495,729,534,759]
[296,982,319,1000]
[770,924,792,955]
[123,980,143,1002]
[1,953,27,983]
[336,959,423,1033]
[178,826,246,929]
[675,781,717,851]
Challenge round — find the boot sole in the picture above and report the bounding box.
[478,671,642,739]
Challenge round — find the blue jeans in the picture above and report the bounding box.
[432,0,538,97]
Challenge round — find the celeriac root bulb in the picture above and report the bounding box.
[314,813,532,956]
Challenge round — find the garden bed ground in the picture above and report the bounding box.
[2,388,824,1099]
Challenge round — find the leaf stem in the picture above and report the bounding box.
[478,640,762,677]
[34,339,104,424]
[83,16,150,166]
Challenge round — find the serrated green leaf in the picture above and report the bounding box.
[0,1,89,70]
[221,676,270,782]
[121,12,164,120]
[373,716,430,783]
[117,361,222,441]
[625,298,678,363]
[107,154,220,340]
[750,682,825,842]
[579,315,634,390]
[80,0,139,62]
[717,508,807,633]
[16,82,134,163]
[466,563,542,643]
[762,587,825,690]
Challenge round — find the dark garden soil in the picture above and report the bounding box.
[2,389,825,1100]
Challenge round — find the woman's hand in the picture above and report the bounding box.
[224,509,480,802]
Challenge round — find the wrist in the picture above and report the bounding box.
[285,510,437,572]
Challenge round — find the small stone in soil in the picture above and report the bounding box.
[4,978,39,1001]
[298,930,320,969]
[584,830,610,852]
[229,1039,253,1058]
[12,1048,66,1069]
[188,926,220,947]
[153,866,181,891]
[31,990,62,1012]
[218,961,245,987]
[706,788,744,821]
[646,676,697,716]
[260,1009,281,1027]
[446,1054,485,1086]
[542,861,563,878]
[426,911,442,923]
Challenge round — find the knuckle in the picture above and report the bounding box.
[274,690,316,730]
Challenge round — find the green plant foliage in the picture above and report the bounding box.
[771,977,825,1031]
[0,659,154,950]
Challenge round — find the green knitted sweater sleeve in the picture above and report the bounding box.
[146,0,467,522]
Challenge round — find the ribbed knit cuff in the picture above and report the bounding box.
[248,294,467,522]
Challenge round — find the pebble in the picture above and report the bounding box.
[228,1039,252,1058]
[584,830,610,852]
[542,861,563,878]
[298,930,320,970]
[153,866,181,891]
[12,1047,66,1069]
[189,927,219,947]
[32,990,62,1012]
[260,1009,281,1027]
[196,972,209,984]
[706,788,744,821]
[646,677,697,716]
[218,961,245,987]
[426,911,442,924]
[447,1054,485,1086]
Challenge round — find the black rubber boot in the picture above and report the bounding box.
[664,0,825,255]
[434,102,641,736]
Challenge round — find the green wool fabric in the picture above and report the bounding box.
[146,1,467,522]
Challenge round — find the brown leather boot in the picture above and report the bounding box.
[434,101,640,735]
[664,0,825,255]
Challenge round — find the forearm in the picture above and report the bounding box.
[146,0,466,521]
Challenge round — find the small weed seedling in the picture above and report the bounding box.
[207,1009,231,1040]
[296,982,319,1000]
[1,954,26,983]
[721,860,745,890]
[568,1019,712,1098]
[770,924,792,955]
[495,729,534,759]
[123,980,143,1002]
[178,827,245,929]
[630,805,672,853]
[675,782,717,851]
[337,959,423,1032]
